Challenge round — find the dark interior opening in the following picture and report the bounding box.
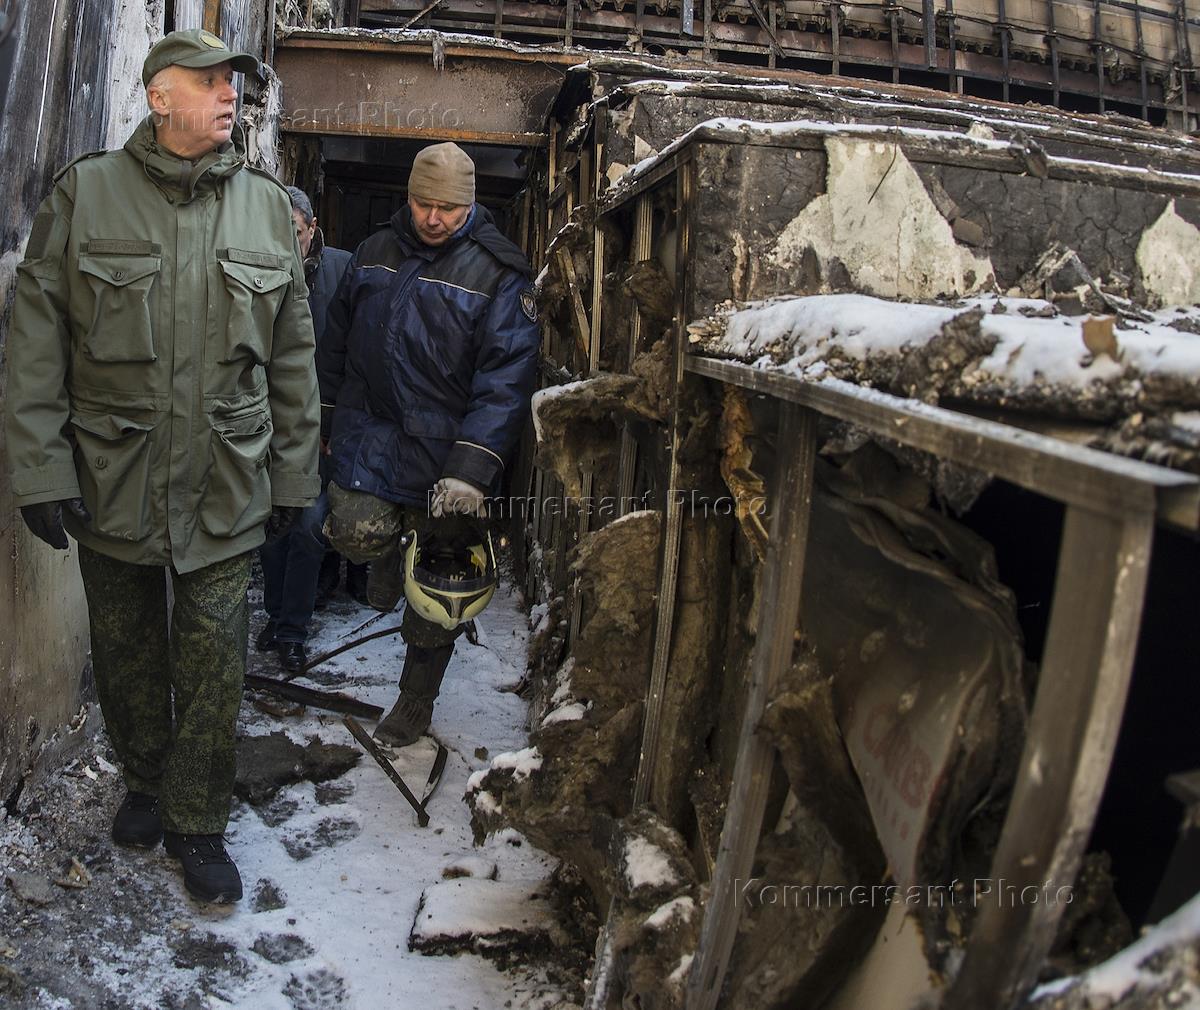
[309,136,531,253]
[960,479,1200,930]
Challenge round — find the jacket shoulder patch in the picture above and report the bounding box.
[520,288,538,322]
[52,149,108,184]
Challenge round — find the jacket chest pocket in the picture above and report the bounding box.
[199,406,274,537]
[69,411,159,541]
[77,255,161,362]
[218,257,292,365]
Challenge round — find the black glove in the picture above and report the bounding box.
[264,505,303,545]
[20,497,91,550]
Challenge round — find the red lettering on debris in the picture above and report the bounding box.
[861,703,932,811]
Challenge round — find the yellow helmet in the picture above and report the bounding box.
[403,527,498,630]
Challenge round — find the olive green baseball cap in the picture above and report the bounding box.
[142,29,259,88]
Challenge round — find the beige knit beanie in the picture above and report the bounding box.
[408,142,476,206]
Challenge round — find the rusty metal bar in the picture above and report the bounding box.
[1135,0,1150,117]
[831,0,842,74]
[1047,0,1062,105]
[923,0,936,67]
[889,2,900,83]
[343,716,431,827]
[999,0,1011,102]
[566,0,575,46]
[1094,0,1106,112]
[947,0,959,92]
[769,0,777,68]
[494,0,503,38]
[203,0,221,34]
[704,0,713,61]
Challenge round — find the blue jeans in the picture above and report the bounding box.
[259,493,329,644]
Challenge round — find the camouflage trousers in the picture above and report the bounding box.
[77,544,250,834]
[322,483,466,649]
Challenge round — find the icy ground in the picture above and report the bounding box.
[0,565,581,1009]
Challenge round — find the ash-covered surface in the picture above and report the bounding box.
[690,292,1200,475]
[0,564,580,1009]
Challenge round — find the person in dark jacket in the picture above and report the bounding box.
[317,142,539,746]
[257,186,353,671]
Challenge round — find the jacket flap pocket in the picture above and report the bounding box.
[402,409,460,440]
[78,254,161,287]
[219,258,292,294]
[70,412,157,440]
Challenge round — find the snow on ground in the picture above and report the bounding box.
[0,565,578,1010]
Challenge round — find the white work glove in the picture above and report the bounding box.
[431,477,487,517]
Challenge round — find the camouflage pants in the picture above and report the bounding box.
[77,544,250,834]
[323,483,465,648]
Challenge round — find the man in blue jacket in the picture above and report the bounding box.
[257,187,352,671]
[316,143,539,746]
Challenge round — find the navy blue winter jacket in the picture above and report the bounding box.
[316,204,539,508]
[304,228,352,346]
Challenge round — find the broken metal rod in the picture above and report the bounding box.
[243,674,384,721]
[297,624,405,677]
[342,715,431,827]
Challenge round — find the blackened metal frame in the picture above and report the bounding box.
[584,128,1200,1010]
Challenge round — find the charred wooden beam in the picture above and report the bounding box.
[274,35,572,145]
[244,674,385,721]
[944,507,1154,1009]
[685,401,819,1010]
[685,357,1200,529]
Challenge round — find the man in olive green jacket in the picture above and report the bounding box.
[4,30,320,904]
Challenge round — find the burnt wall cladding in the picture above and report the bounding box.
[925,164,1174,289]
[641,135,1194,309]
[691,143,826,309]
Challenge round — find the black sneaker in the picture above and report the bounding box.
[163,831,243,904]
[112,791,162,848]
[278,641,307,673]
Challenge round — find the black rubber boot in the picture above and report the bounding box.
[163,831,243,904]
[366,544,404,612]
[374,643,454,747]
[112,791,163,848]
[345,561,371,607]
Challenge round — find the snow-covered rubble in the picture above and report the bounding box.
[0,569,580,1009]
[689,293,1200,429]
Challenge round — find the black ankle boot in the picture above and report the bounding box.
[163,831,243,904]
[112,791,162,848]
[374,643,454,747]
